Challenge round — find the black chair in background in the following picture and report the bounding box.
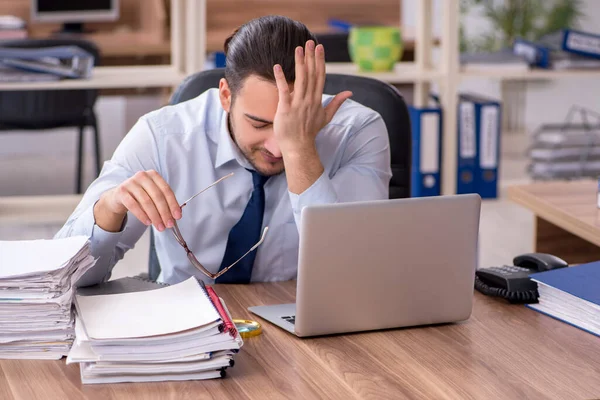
[148,68,412,281]
[315,32,352,62]
[0,38,102,194]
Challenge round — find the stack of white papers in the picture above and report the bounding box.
[0,236,96,359]
[68,277,243,384]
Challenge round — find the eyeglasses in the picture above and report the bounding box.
[171,172,269,279]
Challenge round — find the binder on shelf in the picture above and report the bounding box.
[456,96,478,194]
[408,102,443,197]
[540,29,600,60]
[513,36,600,70]
[512,38,552,68]
[461,93,502,199]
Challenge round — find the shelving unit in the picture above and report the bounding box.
[0,66,186,90]
[321,0,461,195]
[460,68,600,80]
[326,62,443,83]
[0,0,204,91]
[320,1,600,195]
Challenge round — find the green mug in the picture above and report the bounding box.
[348,26,403,72]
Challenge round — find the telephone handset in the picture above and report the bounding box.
[475,253,568,304]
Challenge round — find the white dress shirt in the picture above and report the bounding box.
[54,88,392,286]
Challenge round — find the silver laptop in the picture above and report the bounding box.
[248,194,481,337]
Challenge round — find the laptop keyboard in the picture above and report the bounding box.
[281,315,296,325]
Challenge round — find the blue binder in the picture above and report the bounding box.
[542,29,600,60]
[408,105,443,197]
[527,261,600,338]
[514,30,600,69]
[460,93,502,199]
[456,95,478,194]
[513,38,552,68]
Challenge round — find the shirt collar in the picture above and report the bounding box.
[214,111,252,170]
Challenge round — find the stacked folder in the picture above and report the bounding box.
[0,236,96,359]
[527,261,600,338]
[0,45,94,82]
[67,277,243,384]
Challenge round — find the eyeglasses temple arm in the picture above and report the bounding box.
[180,172,234,209]
[215,226,269,276]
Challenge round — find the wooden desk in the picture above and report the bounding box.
[1,281,599,399]
[508,180,600,264]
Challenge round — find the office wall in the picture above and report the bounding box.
[4,0,400,52]
[206,0,401,52]
[0,0,166,33]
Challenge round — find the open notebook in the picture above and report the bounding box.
[69,276,242,384]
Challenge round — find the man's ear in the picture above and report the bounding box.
[219,78,232,113]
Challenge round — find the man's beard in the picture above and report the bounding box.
[228,115,284,177]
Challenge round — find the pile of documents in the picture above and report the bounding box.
[0,45,95,82]
[0,236,96,359]
[67,277,243,384]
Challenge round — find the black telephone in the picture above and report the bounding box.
[475,253,568,304]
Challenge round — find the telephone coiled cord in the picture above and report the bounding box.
[474,276,539,304]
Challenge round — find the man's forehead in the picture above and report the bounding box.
[235,75,288,114]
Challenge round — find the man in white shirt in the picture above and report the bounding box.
[55,15,392,286]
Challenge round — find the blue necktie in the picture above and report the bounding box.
[215,169,269,284]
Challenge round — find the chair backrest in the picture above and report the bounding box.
[148,69,412,281]
[170,68,412,199]
[0,38,101,129]
[314,32,352,62]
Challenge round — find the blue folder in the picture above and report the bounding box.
[408,104,443,197]
[456,95,478,194]
[527,261,600,337]
[459,93,501,199]
[541,29,600,60]
[513,38,552,68]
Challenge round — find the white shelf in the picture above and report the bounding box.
[326,62,442,83]
[461,67,600,80]
[0,66,187,91]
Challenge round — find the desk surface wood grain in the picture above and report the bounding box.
[507,180,600,246]
[2,281,600,400]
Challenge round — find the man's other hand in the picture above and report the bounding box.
[95,170,182,233]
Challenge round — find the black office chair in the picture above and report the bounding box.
[147,68,412,281]
[0,38,102,194]
[314,32,352,62]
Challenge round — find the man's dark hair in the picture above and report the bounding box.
[224,15,317,97]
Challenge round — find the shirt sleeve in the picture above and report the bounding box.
[288,114,392,228]
[54,116,162,287]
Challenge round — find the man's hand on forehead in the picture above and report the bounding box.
[272,40,352,154]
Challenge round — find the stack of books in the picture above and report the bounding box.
[67,277,243,384]
[0,236,96,359]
